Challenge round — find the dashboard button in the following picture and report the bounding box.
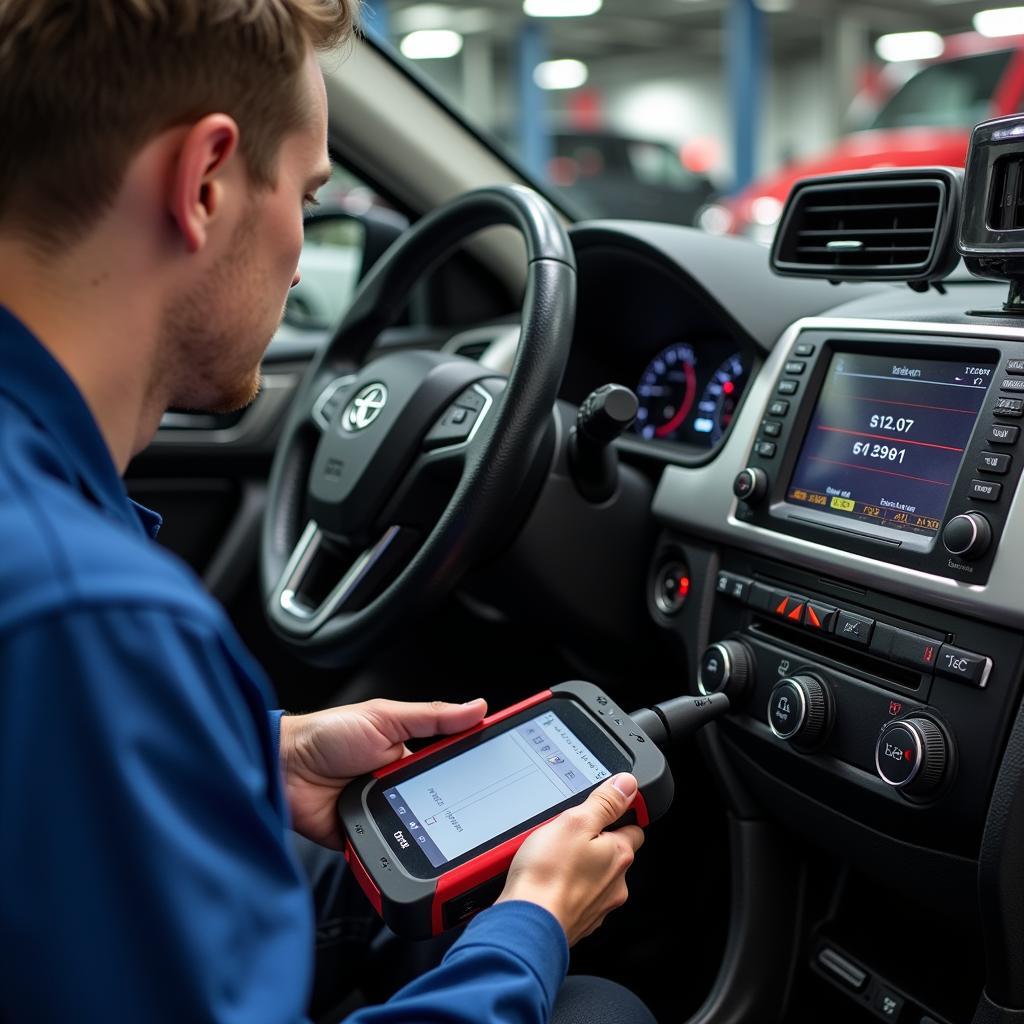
[874,988,904,1019]
[698,640,754,698]
[995,397,1024,417]
[804,601,836,631]
[889,630,940,672]
[749,582,783,612]
[990,423,1019,445]
[761,420,782,438]
[784,361,806,375]
[655,562,691,614]
[777,379,799,396]
[835,610,874,645]
[1006,358,1024,375]
[754,441,777,458]
[773,593,807,622]
[794,342,816,357]
[734,467,768,502]
[768,399,790,417]
[969,478,1002,501]
[936,644,992,687]
[1001,377,1024,393]
[768,675,830,746]
[979,451,1011,474]
[715,571,751,603]
[816,948,866,991]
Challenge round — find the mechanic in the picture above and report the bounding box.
[0,2,657,1022]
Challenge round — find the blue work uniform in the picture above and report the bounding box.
[0,307,568,1022]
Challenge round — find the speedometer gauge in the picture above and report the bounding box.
[694,353,747,445]
[634,343,697,441]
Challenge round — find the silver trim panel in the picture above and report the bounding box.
[312,375,357,431]
[651,316,1024,626]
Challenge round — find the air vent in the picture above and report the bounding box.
[771,168,961,283]
[453,339,492,361]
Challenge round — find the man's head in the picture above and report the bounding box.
[0,0,353,420]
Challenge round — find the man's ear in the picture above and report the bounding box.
[168,114,242,254]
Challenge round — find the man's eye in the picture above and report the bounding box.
[303,196,321,214]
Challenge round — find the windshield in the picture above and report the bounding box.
[870,50,1013,130]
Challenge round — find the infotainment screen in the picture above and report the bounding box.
[787,352,994,538]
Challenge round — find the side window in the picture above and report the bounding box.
[283,164,403,333]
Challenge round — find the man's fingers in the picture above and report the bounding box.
[367,698,488,741]
[574,774,638,834]
[617,824,645,853]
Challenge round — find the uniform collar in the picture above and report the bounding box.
[0,306,161,539]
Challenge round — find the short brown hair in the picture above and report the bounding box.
[0,0,357,252]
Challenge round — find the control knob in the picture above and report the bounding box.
[767,675,831,748]
[875,717,949,797]
[698,640,754,700]
[733,467,768,504]
[942,512,991,560]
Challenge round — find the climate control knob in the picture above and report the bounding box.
[698,640,754,699]
[875,717,948,797]
[943,512,992,560]
[768,675,831,747]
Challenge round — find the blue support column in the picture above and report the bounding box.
[363,0,391,45]
[727,0,764,193]
[517,20,552,183]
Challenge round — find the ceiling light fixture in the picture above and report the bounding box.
[973,7,1024,37]
[523,0,602,18]
[874,30,944,63]
[533,59,589,90]
[399,29,464,59]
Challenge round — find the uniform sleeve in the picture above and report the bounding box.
[0,605,315,1023]
[345,901,569,1024]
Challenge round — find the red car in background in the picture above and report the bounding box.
[707,32,1024,243]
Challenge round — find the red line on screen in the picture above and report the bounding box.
[815,426,964,452]
[806,455,950,486]
[834,393,977,415]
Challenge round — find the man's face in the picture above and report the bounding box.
[159,48,332,414]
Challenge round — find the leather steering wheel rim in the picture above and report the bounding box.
[260,184,576,666]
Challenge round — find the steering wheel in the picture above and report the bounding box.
[260,185,576,666]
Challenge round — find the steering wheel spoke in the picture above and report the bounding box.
[272,522,421,636]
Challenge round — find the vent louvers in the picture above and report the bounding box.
[771,169,961,283]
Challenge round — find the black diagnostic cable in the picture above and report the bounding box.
[630,692,731,748]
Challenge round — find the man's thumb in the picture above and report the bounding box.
[579,773,638,831]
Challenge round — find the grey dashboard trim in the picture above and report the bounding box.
[652,316,1024,625]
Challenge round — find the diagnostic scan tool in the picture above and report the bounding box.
[339,680,727,938]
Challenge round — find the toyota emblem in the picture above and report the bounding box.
[343,383,388,431]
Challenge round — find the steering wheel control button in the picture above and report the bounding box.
[698,640,753,698]
[784,361,806,375]
[942,512,992,559]
[454,389,486,412]
[761,420,782,438]
[733,467,768,503]
[994,396,1024,417]
[793,342,816,357]
[768,399,790,417]
[715,571,752,603]
[655,562,691,615]
[835,610,874,646]
[936,645,992,687]
[968,478,1002,501]
[875,718,947,795]
[754,441,777,458]
[777,378,799,396]
[989,423,1019,444]
[768,675,829,746]
[978,451,1011,474]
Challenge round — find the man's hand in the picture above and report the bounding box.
[497,773,644,946]
[279,698,488,848]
